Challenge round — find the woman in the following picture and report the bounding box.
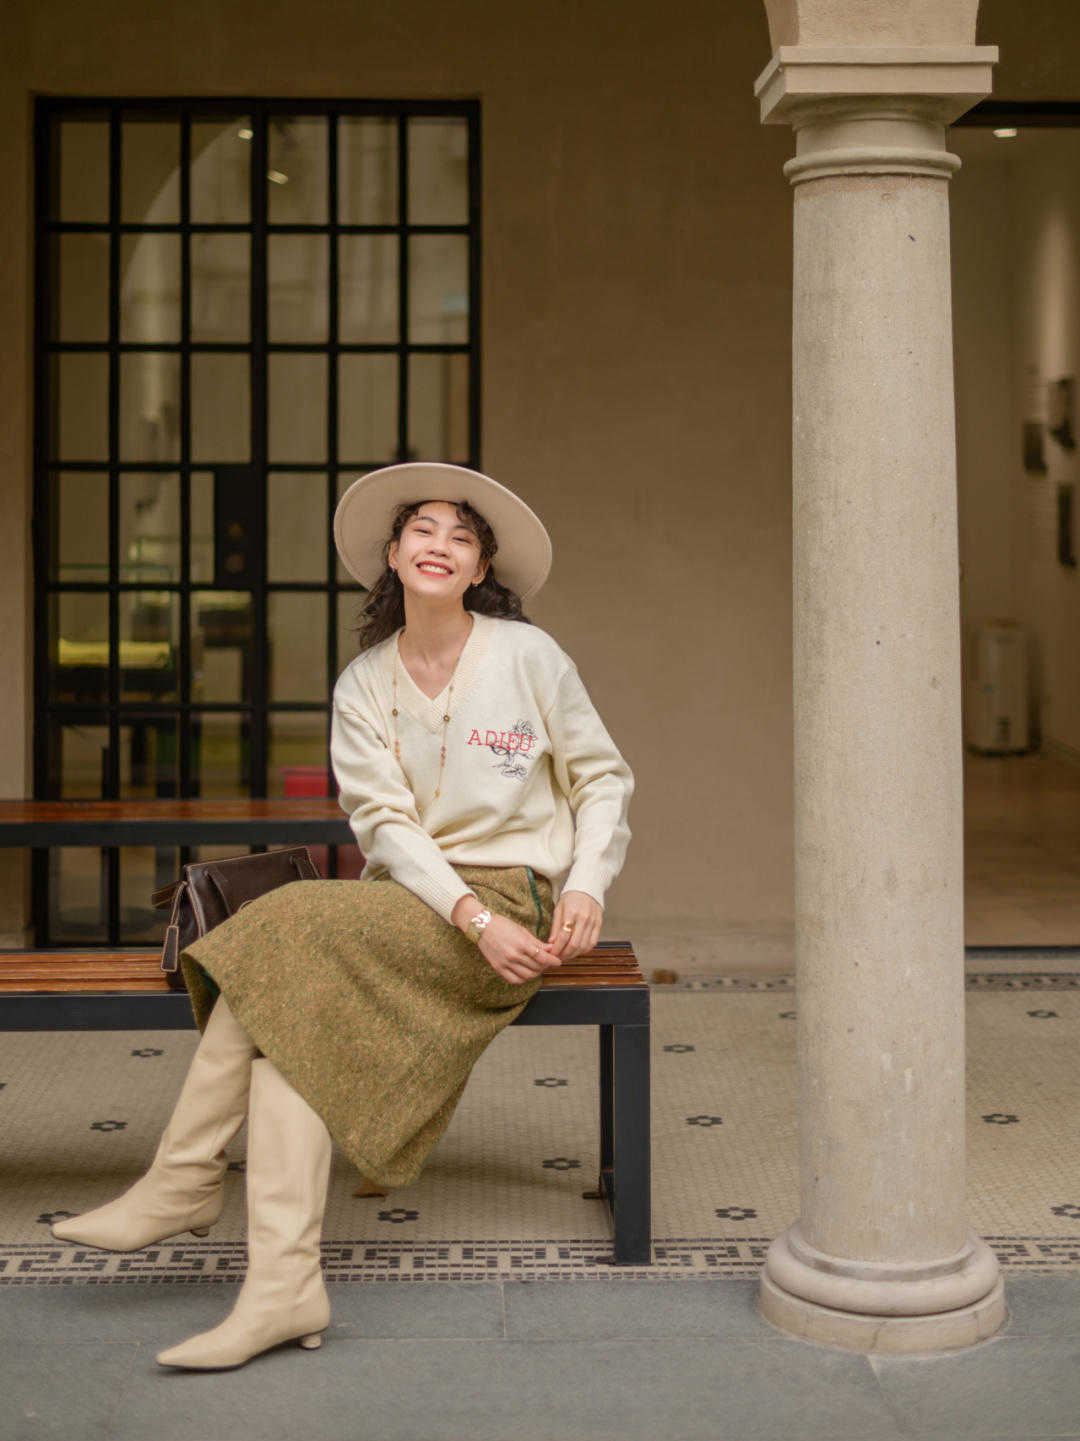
[52,461,633,1370]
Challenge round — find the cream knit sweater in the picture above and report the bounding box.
[330,610,633,924]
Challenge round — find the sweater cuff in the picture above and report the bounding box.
[560,858,613,910]
[404,868,476,927]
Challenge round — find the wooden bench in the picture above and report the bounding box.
[0,941,651,1264]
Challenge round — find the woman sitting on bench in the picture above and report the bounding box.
[53,462,634,1371]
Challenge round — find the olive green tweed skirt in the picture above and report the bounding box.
[180,865,553,1188]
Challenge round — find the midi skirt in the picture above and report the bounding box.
[180,864,554,1188]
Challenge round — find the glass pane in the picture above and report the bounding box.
[268,593,327,702]
[119,472,180,582]
[120,233,181,342]
[409,234,468,343]
[268,117,327,224]
[191,712,251,796]
[55,722,108,797]
[408,352,469,462]
[53,119,109,222]
[191,353,251,463]
[190,470,215,583]
[192,843,249,862]
[338,353,397,462]
[335,472,366,583]
[408,118,468,225]
[191,233,250,343]
[192,592,253,704]
[54,471,109,582]
[339,234,398,343]
[191,117,251,224]
[51,234,109,342]
[52,352,108,461]
[269,353,326,462]
[118,721,180,798]
[268,472,326,582]
[49,847,105,941]
[50,592,109,704]
[120,592,179,702]
[339,117,397,224]
[119,352,180,460]
[268,234,329,342]
[269,713,328,798]
[336,589,365,667]
[120,844,178,940]
[121,119,179,224]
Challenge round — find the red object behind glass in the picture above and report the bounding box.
[279,766,366,878]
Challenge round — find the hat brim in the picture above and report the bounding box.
[333,463,552,600]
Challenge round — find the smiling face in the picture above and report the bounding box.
[387,500,489,607]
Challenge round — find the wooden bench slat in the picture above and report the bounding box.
[1,944,646,994]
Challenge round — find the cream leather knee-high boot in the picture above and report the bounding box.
[156,1057,332,1370]
[51,994,258,1251]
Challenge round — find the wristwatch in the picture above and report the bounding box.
[464,907,493,945]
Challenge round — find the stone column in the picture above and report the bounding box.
[754,47,1006,1353]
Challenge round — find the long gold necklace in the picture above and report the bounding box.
[391,622,470,801]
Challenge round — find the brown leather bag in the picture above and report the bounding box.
[151,847,320,988]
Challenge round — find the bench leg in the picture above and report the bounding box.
[599,1023,614,1176]
[611,1022,651,1264]
[584,1026,615,1206]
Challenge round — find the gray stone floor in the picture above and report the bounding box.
[2,1273,1079,1440]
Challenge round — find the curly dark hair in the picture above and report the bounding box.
[350,499,532,654]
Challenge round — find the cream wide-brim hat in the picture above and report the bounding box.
[333,462,552,600]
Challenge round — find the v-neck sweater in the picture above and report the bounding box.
[330,611,633,924]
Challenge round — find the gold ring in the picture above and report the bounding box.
[562,922,574,931]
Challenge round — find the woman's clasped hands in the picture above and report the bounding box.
[452,889,602,986]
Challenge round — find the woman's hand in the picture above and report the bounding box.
[546,890,603,961]
[451,894,561,986]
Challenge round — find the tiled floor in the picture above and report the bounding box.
[3,1274,1080,1440]
[8,979,1080,1279]
[965,750,1080,947]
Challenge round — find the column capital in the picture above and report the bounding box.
[754,44,998,128]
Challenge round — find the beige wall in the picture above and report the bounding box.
[0,0,796,956]
[953,125,1080,759]
[951,131,1022,727]
[979,0,1080,97]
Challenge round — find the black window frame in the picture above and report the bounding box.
[32,96,482,945]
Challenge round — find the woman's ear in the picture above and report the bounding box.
[473,561,488,587]
[388,539,399,573]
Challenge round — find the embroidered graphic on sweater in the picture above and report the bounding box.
[466,721,537,781]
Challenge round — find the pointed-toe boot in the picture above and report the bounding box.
[157,1057,332,1370]
[51,995,258,1252]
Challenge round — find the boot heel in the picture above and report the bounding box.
[190,1227,211,1237]
[299,1333,323,1350]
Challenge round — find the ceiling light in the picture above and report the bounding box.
[992,127,1018,139]
[237,126,253,141]
[267,169,289,185]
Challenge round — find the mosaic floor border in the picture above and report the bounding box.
[5,1234,1079,1285]
[655,972,1080,992]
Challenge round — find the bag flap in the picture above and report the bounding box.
[199,847,318,911]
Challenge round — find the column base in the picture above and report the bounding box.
[760,1271,1006,1353]
[759,1226,1007,1354]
